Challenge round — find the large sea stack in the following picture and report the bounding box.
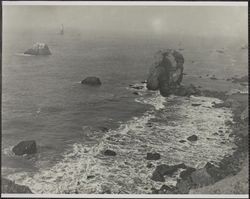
[146,49,184,96]
[24,43,51,55]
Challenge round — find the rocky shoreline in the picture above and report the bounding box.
[2,80,248,194]
[149,84,248,194]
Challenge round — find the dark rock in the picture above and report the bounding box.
[171,84,201,97]
[132,91,139,95]
[1,178,32,193]
[179,140,186,143]
[87,175,95,179]
[141,80,147,84]
[151,171,165,182]
[158,185,176,194]
[191,167,215,187]
[179,167,196,179]
[98,126,109,132]
[146,153,161,160]
[81,77,101,86]
[210,77,218,80]
[191,103,201,107]
[205,162,223,181]
[147,49,184,93]
[175,178,192,194]
[12,140,37,156]
[103,149,116,156]
[24,43,51,55]
[152,163,187,181]
[187,135,198,141]
[129,84,144,90]
[151,187,159,194]
[147,163,154,168]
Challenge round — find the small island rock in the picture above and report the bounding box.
[12,140,37,156]
[81,77,101,86]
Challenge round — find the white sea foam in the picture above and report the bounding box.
[7,90,236,194]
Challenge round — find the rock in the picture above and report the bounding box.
[81,77,101,86]
[152,163,187,181]
[187,135,198,141]
[146,49,184,94]
[210,77,218,80]
[151,170,165,182]
[179,140,186,143]
[191,103,201,107]
[191,167,215,187]
[232,75,248,83]
[132,91,139,95]
[179,167,196,179]
[176,178,192,194]
[170,84,201,97]
[147,163,154,168]
[24,42,51,55]
[87,175,95,179]
[12,140,37,156]
[129,84,144,90]
[146,153,161,160]
[103,149,116,156]
[1,178,32,193]
[158,185,176,194]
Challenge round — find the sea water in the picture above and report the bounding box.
[2,29,248,193]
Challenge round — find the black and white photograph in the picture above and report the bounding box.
[1,1,249,198]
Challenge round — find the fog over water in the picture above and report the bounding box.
[3,6,248,41]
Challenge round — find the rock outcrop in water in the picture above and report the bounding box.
[12,140,37,156]
[146,49,184,96]
[81,77,102,86]
[24,43,51,55]
[1,178,32,193]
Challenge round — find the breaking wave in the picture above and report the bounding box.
[6,85,236,194]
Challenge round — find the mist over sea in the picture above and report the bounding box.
[2,27,248,193]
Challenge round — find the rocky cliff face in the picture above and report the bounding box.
[146,49,184,96]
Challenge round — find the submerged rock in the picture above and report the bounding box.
[146,152,161,160]
[103,149,116,156]
[1,178,32,193]
[24,43,51,55]
[12,140,37,156]
[81,77,101,86]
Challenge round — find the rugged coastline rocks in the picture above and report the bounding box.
[24,43,51,55]
[81,77,102,86]
[12,140,37,156]
[146,49,184,94]
[1,178,32,193]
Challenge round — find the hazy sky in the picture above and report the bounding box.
[3,5,248,39]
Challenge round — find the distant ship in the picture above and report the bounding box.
[60,24,64,35]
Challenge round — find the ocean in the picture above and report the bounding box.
[2,29,248,193]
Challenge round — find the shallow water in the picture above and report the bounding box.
[5,84,236,194]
